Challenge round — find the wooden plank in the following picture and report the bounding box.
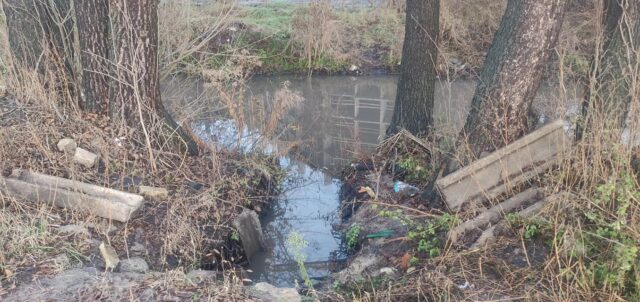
[0,170,143,222]
[436,119,570,211]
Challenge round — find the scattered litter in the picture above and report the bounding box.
[457,281,472,290]
[366,229,394,239]
[393,181,419,197]
[358,186,377,199]
[400,252,412,270]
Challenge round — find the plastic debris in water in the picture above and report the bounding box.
[393,181,420,197]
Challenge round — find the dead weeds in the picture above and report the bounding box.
[0,94,280,297]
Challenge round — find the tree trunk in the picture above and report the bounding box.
[74,0,110,113]
[578,0,640,140]
[3,0,199,156]
[386,0,439,136]
[109,0,199,156]
[452,0,568,167]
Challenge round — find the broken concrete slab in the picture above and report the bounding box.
[449,188,542,242]
[437,119,571,212]
[139,186,168,201]
[57,138,77,154]
[471,198,548,249]
[233,210,265,263]
[73,147,98,168]
[0,169,143,222]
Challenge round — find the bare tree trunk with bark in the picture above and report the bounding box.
[387,0,439,136]
[450,0,568,169]
[3,0,199,156]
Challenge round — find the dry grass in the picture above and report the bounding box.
[0,3,280,298]
[291,0,346,73]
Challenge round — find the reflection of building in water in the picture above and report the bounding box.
[245,75,479,176]
[245,75,400,175]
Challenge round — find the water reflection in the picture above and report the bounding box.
[243,75,477,175]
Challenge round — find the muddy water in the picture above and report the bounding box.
[163,74,580,287]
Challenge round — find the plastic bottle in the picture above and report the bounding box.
[393,181,420,197]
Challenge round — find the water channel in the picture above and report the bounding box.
[163,74,581,287]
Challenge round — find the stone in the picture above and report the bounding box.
[233,210,265,262]
[119,257,149,274]
[99,242,120,271]
[139,186,169,201]
[57,138,77,154]
[73,147,98,168]
[335,253,380,284]
[186,270,217,282]
[379,267,396,275]
[252,282,301,302]
[131,242,146,253]
[58,224,90,237]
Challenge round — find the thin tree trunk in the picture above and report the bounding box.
[4,0,44,69]
[386,0,439,136]
[578,0,640,140]
[451,0,568,169]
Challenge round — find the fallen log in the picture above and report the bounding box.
[436,119,571,212]
[0,169,143,222]
[448,188,542,242]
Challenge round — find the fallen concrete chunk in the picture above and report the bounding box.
[471,225,498,248]
[448,188,541,242]
[139,186,168,201]
[253,282,301,302]
[73,147,98,168]
[233,210,265,262]
[119,257,149,274]
[57,138,77,154]
[99,242,119,271]
[437,119,571,211]
[471,198,548,249]
[0,169,143,222]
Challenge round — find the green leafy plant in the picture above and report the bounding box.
[506,212,547,240]
[581,174,640,294]
[379,209,455,258]
[287,231,315,293]
[398,156,430,182]
[346,224,362,251]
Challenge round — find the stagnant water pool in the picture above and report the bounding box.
[163,74,581,287]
